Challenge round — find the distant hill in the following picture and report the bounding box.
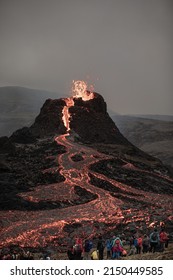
[112,115,173,167]
[0,86,63,136]
[129,114,173,122]
[108,112,173,122]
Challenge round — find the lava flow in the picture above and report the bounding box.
[0,81,173,252]
[62,80,94,132]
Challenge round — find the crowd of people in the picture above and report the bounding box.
[0,226,170,260]
[67,227,169,260]
[0,248,34,260]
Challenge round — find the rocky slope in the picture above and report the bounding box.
[0,91,173,256]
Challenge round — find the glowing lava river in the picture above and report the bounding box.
[0,131,173,251]
[0,81,173,252]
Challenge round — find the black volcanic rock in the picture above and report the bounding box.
[69,93,131,144]
[0,136,15,153]
[9,92,132,145]
[73,91,107,113]
[30,98,66,137]
[10,127,36,144]
[70,106,127,144]
[0,137,66,211]
[9,98,67,141]
[28,92,130,144]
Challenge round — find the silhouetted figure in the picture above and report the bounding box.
[83,239,93,260]
[105,238,111,259]
[73,238,83,260]
[67,246,74,260]
[97,236,104,260]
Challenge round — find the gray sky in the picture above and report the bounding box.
[0,0,172,115]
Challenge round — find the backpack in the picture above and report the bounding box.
[160,232,168,242]
[133,239,138,247]
[151,232,158,241]
[137,238,143,246]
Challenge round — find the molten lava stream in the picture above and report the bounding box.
[56,133,173,224]
[1,80,173,249]
[0,132,172,249]
[56,134,122,215]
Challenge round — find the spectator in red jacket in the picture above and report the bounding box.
[159,229,168,252]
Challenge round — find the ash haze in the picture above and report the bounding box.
[0,0,173,115]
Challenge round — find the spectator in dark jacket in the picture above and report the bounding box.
[97,236,104,260]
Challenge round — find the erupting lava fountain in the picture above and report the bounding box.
[62,80,94,132]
